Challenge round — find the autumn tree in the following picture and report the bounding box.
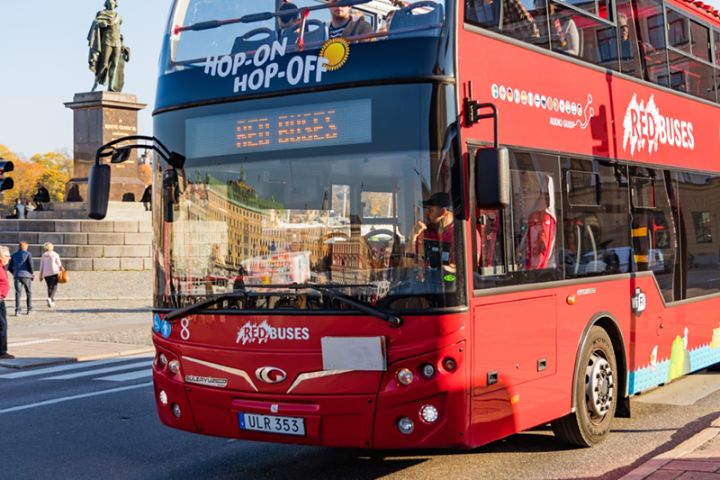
[0,145,71,212]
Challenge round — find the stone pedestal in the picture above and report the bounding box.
[64,92,148,203]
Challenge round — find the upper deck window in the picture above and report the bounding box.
[166,0,448,73]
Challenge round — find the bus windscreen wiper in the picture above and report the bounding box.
[174,0,371,34]
[164,292,248,322]
[163,283,402,327]
[304,283,403,327]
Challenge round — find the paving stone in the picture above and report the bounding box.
[138,222,152,233]
[114,221,139,233]
[647,470,683,480]
[94,257,121,270]
[64,258,94,271]
[18,220,55,232]
[675,472,720,480]
[14,233,38,244]
[38,233,64,245]
[56,221,82,232]
[121,257,145,270]
[104,245,150,257]
[76,245,104,258]
[664,461,720,472]
[0,220,20,232]
[63,233,88,245]
[81,221,115,233]
[88,233,125,245]
[0,233,19,243]
[124,232,152,245]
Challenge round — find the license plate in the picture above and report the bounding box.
[238,412,306,436]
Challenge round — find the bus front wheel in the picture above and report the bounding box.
[552,326,617,447]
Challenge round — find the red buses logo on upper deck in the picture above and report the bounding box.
[236,320,310,346]
[622,94,695,157]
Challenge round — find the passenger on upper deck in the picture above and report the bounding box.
[277,1,300,32]
[547,2,579,56]
[328,3,373,39]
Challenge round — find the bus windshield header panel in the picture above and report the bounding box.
[158,0,453,108]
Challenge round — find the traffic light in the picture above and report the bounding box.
[0,159,14,192]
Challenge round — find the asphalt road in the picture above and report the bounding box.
[1,359,719,480]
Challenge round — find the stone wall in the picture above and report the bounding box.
[0,219,151,271]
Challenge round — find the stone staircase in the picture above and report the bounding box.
[0,218,151,271]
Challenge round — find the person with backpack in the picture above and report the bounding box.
[8,241,34,315]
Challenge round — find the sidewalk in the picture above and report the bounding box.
[620,417,720,479]
[1,271,155,369]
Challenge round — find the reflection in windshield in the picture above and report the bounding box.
[155,150,463,312]
[167,0,448,67]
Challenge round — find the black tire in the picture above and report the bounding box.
[551,326,618,447]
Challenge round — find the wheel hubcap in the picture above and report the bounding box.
[585,352,614,419]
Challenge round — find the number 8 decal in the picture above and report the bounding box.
[180,317,191,341]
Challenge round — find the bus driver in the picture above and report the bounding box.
[411,192,456,272]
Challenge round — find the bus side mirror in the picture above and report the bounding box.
[88,164,111,220]
[475,147,510,208]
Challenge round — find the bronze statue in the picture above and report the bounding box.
[87,0,131,92]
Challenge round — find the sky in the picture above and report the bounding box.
[2,0,720,159]
[0,0,172,159]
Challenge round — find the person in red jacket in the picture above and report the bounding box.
[0,245,12,359]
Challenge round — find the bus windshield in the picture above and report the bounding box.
[154,85,464,313]
[166,0,449,71]
[157,150,464,313]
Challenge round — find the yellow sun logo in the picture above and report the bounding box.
[320,38,350,72]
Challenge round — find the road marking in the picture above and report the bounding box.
[8,339,61,347]
[634,371,720,406]
[44,360,152,380]
[0,382,153,415]
[95,370,153,382]
[0,355,152,380]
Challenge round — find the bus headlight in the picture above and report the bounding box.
[420,363,436,379]
[168,360,181,375]
[396,368,414,386]
[397,416,414,434]
[420,404,439,424]
[158,353,168,368]
[159,390,168,405]
[172,403,182,418]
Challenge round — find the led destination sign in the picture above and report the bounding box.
[186,99,372,158]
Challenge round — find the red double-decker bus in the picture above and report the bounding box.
[88,0,720,449]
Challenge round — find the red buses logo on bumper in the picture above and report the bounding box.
[236,320,310,345]
[622,94,695,157]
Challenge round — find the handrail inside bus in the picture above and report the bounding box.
[173,0,373,35]
[167,23,445,69]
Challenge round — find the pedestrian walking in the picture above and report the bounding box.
[0,246,12,359]
[8,241,34,315]
[14,198,25,219]
[39,242,63,308]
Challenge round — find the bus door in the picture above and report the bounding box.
[470,149,560,438]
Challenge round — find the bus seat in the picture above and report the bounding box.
[389,1,445,38]
[468,0,501,27]
[279,19,327,47]
[232,27,277,54]
[303,19,327,44]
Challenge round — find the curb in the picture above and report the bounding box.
[620,416,720,479]
[5,297,151,303]
[0,347,155,370]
